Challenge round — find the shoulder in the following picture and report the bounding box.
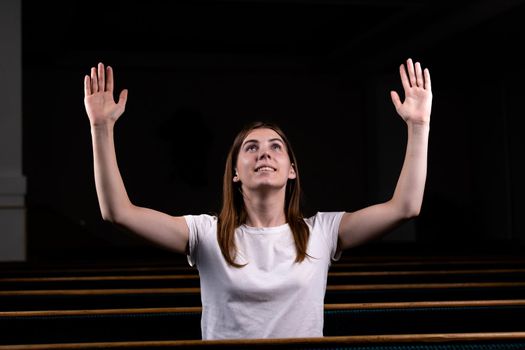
[305,212,346,260]
[184,214,217,233]
[304,211,345,229]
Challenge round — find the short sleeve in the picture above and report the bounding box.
[307,212,345,262]
[184,215,199,267]
[183,214,216,268]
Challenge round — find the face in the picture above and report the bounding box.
[234,128,296,191]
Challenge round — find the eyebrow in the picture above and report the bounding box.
[242,138,284,147]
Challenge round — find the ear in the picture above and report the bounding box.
[288,163,296,179]
[233,169,240,182]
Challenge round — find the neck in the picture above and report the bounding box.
[242,188,287,228]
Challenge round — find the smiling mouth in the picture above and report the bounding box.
[255,166,276,172]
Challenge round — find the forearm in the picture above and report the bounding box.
[391,121,430,217]
[91,123,132,221]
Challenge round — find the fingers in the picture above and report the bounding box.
[85,62,117,95]
[406,58,417,87]
[390,90,401,110]
[399,63,410,91]
[90,67,98,93]
[84,75,91,96]
[97,62,105,92]
[424,68,431,90]
[117,89,128,109]
[415,61,423,87]
[402,58,430,90]
[106,65,114,92]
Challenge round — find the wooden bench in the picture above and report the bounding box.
[2,268,525,290]
[1,300,524,344]
[2,255,524,278]
[0,332,524,349]
[3,281,525,311]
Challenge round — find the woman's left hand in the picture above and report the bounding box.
[390,58,432,126]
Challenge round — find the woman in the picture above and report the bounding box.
[83,58,432,339]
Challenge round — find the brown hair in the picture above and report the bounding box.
[217,121,309,267]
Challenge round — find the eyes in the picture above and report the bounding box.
[244,143,283,152]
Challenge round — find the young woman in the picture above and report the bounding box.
[83,58,431,339]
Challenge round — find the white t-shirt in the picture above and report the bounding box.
[184,211,345,340]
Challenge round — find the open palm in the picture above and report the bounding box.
[84,63,128,127]
[391,58,432,125]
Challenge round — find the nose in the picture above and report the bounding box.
[258,147,271,160]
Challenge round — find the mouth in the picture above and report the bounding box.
[254,166,276,173]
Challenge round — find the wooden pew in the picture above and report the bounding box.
[2,281,525,311]
[1,256,524,347]
[2,255,524,278]
[1,300,524,344]
[2,268,525,290]
[0,332,524,349]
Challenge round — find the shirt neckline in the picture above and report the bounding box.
[240,222,290,234]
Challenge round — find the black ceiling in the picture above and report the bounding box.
[22,0,525,73]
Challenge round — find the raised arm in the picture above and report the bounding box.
[338,58,432,250]
[84,63,189,254]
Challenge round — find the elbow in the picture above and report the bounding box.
[101,209,122,224]
[101,212,116,223]
[407,210,420,220]
[390,198,421,220]
[100,201,133,223]
[101,204,134,224]
[393,200,421,220]
[403,205,421,219]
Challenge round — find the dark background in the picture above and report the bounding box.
[21,0,525,263]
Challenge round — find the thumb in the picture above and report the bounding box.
[390,90,401,110]
[117,89,128,108]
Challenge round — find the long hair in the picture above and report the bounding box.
[218,121,309,267]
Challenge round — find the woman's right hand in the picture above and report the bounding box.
[84,62,128,127]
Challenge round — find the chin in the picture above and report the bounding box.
[253,181,286,191]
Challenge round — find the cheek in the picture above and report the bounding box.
[236,156,252,170]
[276,153,292,164]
